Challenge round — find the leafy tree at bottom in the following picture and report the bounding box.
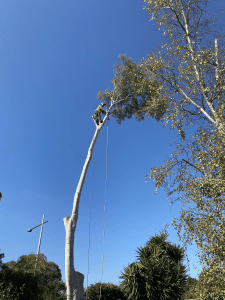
[0,251,66,300]
[83,282,127,300]
[118,230,189,300]
[181,275,199,299]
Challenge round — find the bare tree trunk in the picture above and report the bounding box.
[63,107,111,300]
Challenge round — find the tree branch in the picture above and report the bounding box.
[176,85,216,124]
[179,2,222,124]
[182,158,205,175]
[215,39,222,109]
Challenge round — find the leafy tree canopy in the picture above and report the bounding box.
[0,250,37,300]
[98,0,225,141]
[0,252,66,300]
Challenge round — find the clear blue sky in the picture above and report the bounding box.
[1,0,224,291]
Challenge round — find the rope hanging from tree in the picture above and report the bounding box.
[86,118,109,300]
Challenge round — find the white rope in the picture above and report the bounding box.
[99,118,109,300]
[86,119,109,300]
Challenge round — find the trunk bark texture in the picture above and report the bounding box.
[63,108,111,300]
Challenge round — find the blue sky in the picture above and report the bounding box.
[0,0,224,291]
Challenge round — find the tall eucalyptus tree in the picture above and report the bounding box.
[63,95,134,300]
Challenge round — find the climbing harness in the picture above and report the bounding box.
[86,118,109,299]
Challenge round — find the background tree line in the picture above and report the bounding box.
[1,229,200,300]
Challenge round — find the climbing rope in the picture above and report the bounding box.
[99,118,109,300]
[86,118,109,300]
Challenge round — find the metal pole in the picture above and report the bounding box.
[34,214,45,276]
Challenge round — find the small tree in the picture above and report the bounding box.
[83,282,127,300]
[119,230,188,300]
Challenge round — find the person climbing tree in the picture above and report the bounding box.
[92,102,106,125]
[64,98,116,299]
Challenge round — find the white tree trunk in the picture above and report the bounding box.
[63,108,111,300]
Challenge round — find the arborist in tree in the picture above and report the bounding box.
[92,102,107,125]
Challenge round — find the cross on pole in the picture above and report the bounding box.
[27,214,48,276]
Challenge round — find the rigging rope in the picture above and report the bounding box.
[99,118,109,300]
[86,118,109,300]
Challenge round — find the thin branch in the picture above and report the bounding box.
[177,85,216,124]
[181,106,201,116]
[149,57,217,125]
[182,158,205,175]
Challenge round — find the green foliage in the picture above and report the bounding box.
[0,251,27,300]
[181,275,199,299]
[0,282,26,300]
[83,282,127,300]
[118,262,147,300]
[118,230,188,300]
[97,54,168,125]
[98,0,225,141]
[0,251,66,300]
[142,0,225,139]
[0,266,39,300]
[146,121,225,299]
[194,264,225,300]
[0,251,4,272]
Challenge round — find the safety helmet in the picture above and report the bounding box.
[101,102,105,106]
